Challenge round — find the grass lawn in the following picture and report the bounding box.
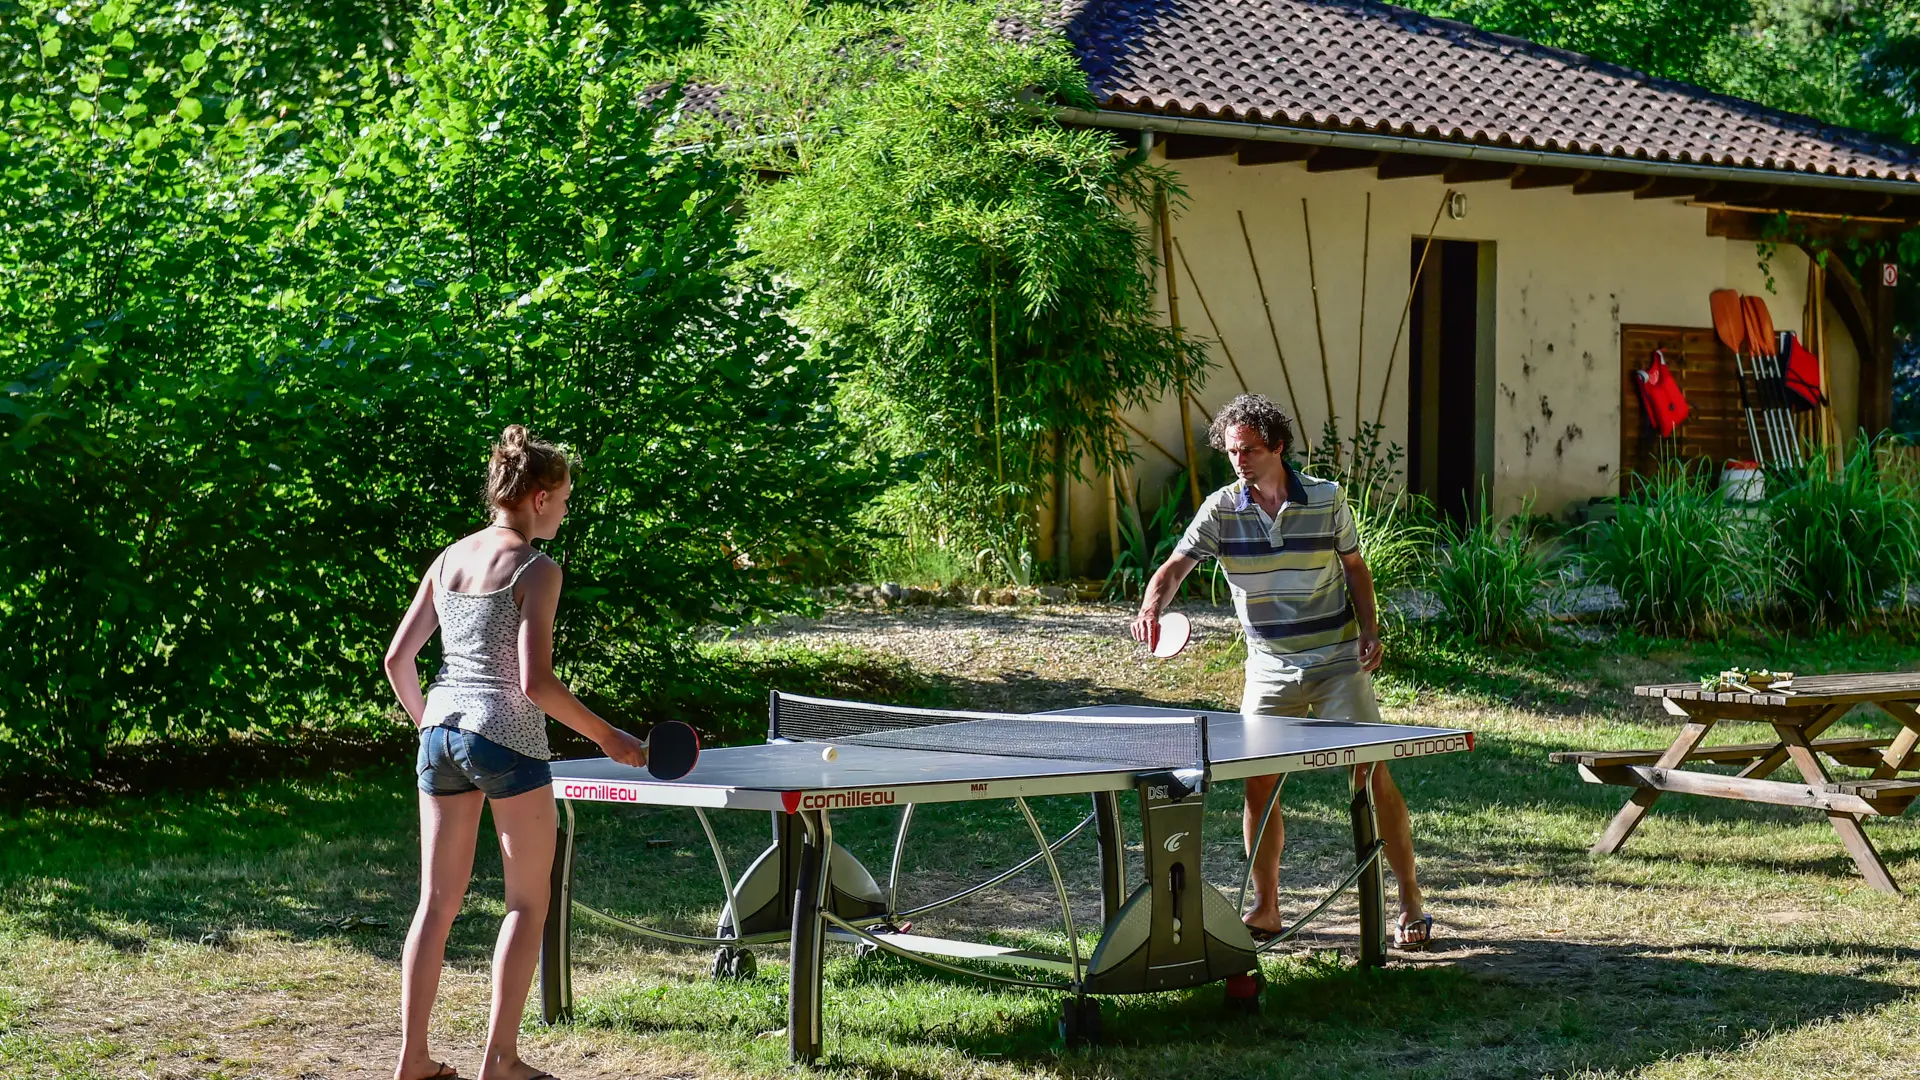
[5,608,1920,1079]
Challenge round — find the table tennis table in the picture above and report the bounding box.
[540,692,1472,1063]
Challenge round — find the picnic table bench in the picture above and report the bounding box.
[1550,672,1920,893]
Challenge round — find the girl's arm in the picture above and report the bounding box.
[517,557,648,767]
[384,566,441,726]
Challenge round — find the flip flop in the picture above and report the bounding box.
[403,1064,459,1080]
[1394,913,1435,950]
[1243,921,1283,945]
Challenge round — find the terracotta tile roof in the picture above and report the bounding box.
[1062,0,1920,184]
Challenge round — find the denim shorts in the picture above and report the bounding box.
[416,725,553,799]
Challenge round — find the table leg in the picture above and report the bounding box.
[1872,702,1920,779]
[788,809,831,1065]
[1738,705,1850,779]
[1774,724,1901,894]
[1350,764,1386,969]
[1592,711,1717,856]
[539,800,576,1024]
[1092,791,1126,925]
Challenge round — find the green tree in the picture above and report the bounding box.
[688,0,1204,567]
[336,0,882,698]
[1407,0,1751,87]
[0,0,874,777]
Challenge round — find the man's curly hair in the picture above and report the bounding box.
[1207,394,1294,455]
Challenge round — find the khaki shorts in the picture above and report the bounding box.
[1240,669,1383,724]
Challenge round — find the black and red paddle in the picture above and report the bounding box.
[645,721,701,780]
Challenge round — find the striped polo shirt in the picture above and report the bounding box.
[1173,465,1362,681]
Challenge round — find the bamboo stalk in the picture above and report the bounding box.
[1353,191,1371,435]
[989,263,1004,513]
[1114,422,1142,580]
[1239,209,1303,422]
[1815,258,1838,471]
[1301,198,1338,462]
[1173,236,1249,394]
[1119,415,1187,469]
[1106,421,1121,576]
[1159,188,1203,511]
[1372,187,1453,431]
[1801,257,1827,471]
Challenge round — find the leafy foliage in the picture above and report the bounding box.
[1428,505,1555,644]
[1403,0,1920,146]
[1104,478,1197,601]
[686,0,1206,563]
[1346,484,1438,604]
[1579,466,1764,636]
[1765,440,1920,627]
[0,0,875,777]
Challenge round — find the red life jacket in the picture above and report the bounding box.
[1782,333,1826,410]
[1633,349,1691,437]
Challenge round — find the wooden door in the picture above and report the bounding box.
[1619,324,1751,481]
[1409,239,1485,523]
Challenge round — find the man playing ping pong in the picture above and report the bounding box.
[1129,393,1432,949]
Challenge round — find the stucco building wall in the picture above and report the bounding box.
[1042,149,1858,574]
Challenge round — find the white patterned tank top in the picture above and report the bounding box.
[420,548,552,760]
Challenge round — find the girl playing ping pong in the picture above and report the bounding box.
[383,425,647,1080]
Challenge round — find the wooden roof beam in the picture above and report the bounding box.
[1706,207,1909,243]
[1442,159,1521,184]
[1572,171,1656,195]
[1695,181,1778,205]
[1765,188,1896,216]
[1236,141,1316,167]
[1509,165,1587,189]
[1635,177,1719,200]
[1375,153,1450,180]
[1163,133,1240,160]
[1305,147,1383,172]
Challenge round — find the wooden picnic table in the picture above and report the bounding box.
[1550,672,1920,893]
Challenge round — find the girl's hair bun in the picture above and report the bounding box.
[485,425,577,510]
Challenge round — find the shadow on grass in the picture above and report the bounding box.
[8,648,1920,1077]
[569,935,1908,1079]
[11,662,1920,953]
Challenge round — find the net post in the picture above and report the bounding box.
[539,799,576,1024]
[1194,713,1211,791]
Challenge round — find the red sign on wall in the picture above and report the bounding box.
[1883,263,1899,287]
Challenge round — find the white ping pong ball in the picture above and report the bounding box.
[821,746,840,762]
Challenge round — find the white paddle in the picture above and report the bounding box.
[1151,611,1192,659]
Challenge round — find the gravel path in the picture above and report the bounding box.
[735,601,1251,712]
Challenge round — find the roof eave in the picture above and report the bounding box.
[1059,106,1920,198]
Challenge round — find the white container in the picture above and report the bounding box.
[1720,461,1764,502]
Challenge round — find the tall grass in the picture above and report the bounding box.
[865,540,983,588]
[1105,480,1187,599]
[1104,479,1233,602]
[1429,504,1554,644]
[1580,466,1761,637]
[1348,483,1438,600]
[1767,440,1920,627]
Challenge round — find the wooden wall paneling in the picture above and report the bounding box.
[1620,324,1753,483]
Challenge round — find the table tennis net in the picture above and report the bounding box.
[770,692,1205,769]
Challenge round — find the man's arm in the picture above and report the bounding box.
[1130,553,1200,650]
[1340,550,1382,673]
